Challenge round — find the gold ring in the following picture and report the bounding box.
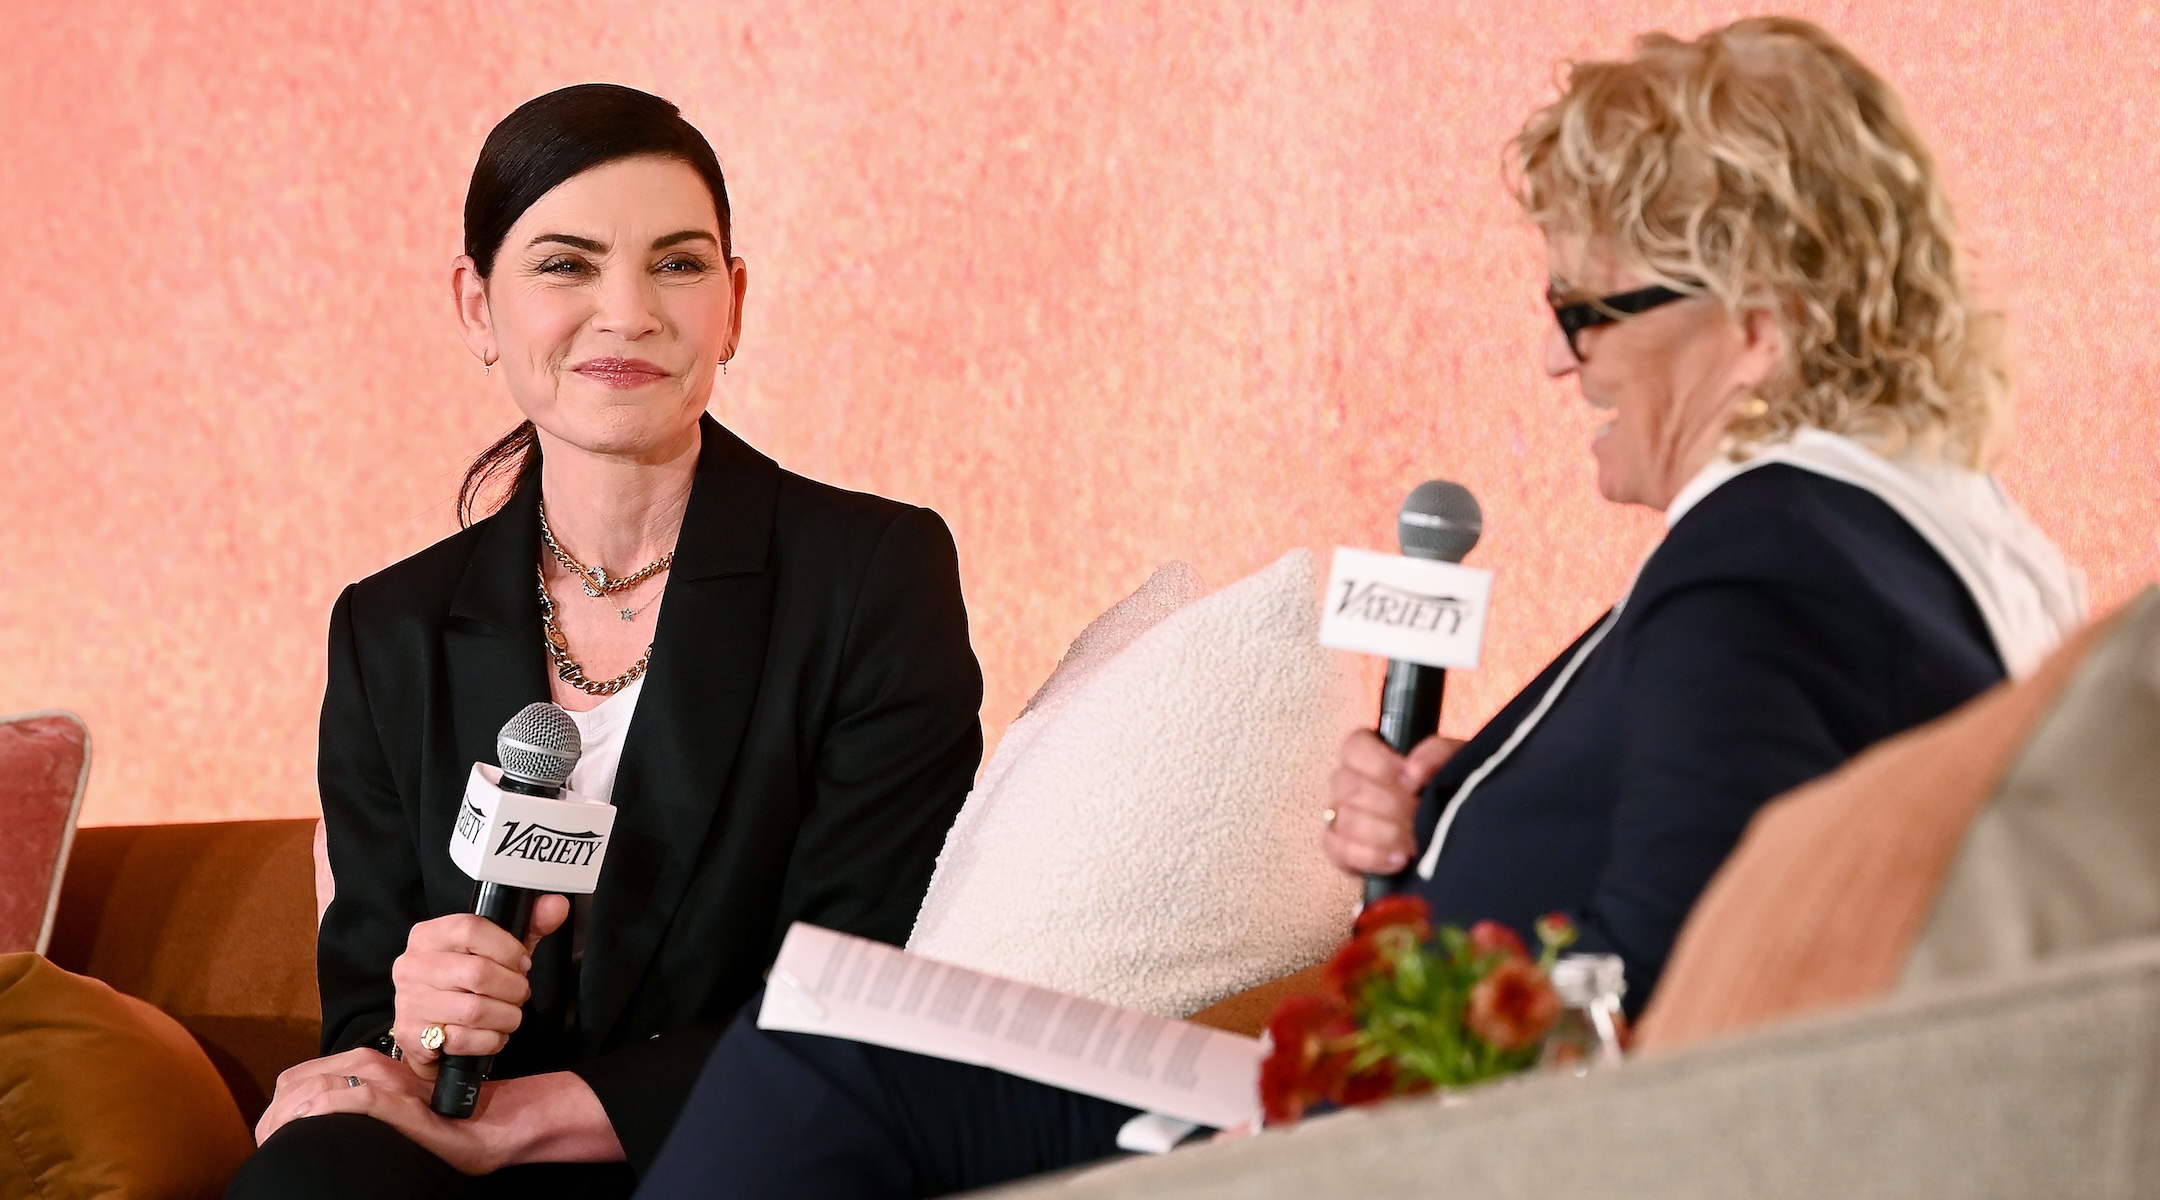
[419,1024,446,1053]
[1322,807,1338,831]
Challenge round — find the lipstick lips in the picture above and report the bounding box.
[572,357,671,389]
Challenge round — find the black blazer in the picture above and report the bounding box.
[315,416,983,1168]
[1402,465,2003,1014]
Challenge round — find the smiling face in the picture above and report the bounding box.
[454,155,747,463]
[1541,237,1783,511]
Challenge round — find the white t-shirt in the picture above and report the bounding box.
[563,675,644,972]
[565,675,645,806]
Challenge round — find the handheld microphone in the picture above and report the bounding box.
[431,702,584,1119]
[1367,481,1482,906]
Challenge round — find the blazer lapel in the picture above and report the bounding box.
[583,416,780,1044]
[437,472,552,905]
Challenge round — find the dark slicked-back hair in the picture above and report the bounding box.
[458,84,733,525]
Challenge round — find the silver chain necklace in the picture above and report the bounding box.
[538,501,675,598]
[536,566,652,696]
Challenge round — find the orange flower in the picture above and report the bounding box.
[1464,958,1561,1052]
[1467,919,1529,962]
[1353,894,1432,942]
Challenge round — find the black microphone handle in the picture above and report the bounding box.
[429,880,539,1118]
[1366,659,1445,906]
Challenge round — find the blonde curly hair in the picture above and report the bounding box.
[1513,17,2004,467]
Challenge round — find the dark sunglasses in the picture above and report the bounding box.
[1547,284,1690,360]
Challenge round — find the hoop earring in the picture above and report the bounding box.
[482,353,498,377]
[719,358,729,375]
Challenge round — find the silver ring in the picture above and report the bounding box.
[1322,807,1338,831]
[343,1075,364,1088]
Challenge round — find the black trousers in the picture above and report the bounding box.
[636,1000,1140,1199]
[224,1112,638,1200]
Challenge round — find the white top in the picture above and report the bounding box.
[563,676,643,967]
[1663,427,2086,678]
[565,675,645,808]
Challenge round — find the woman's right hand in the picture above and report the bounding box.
[390,894,570,1078]
[1323,730,1459,877]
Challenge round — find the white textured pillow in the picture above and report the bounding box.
[909,549,1361,1018]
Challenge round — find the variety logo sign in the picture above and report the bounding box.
[449,764,616,893]
[1318,547,1493,669]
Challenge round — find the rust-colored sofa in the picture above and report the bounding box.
[46,819,321,1124]
[34,813,1284,1124]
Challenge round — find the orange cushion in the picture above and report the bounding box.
[1635,610,2115,1054]
[0,953,254,1199]
[47,820,321,1122]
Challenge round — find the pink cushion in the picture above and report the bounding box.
[0,711,88,954]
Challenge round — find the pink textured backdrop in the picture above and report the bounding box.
[2,3,2154,826]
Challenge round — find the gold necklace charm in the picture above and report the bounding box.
[536,566,652,695]
[538,502,675,597]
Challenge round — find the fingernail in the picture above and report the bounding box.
[1388,852,1407,869]
[294,1104,310,1116]
[521,956,532,972]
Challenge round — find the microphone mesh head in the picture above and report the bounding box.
[1398,480,1483,563]
[497,702,582,790]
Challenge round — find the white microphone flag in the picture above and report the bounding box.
[448,763,617,894]
[1318,546,1493,669]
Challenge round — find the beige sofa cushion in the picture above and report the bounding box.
[1902,587,2160,987]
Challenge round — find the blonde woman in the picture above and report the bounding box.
[630,20,2083,1197]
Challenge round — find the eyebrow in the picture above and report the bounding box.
[526,230,718,254]
[529,233,606,253]
[652,230,718,250]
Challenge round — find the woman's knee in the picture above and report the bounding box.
[226,1113,465,1200]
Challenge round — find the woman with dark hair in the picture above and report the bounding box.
[224,84,984,1197]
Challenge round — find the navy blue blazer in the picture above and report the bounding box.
[1401,465,2002,1014]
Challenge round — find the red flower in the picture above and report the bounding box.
[1260,993,1357,1125]
[1464,958,1561,1052]
[1322,934,1387,1000]
[1259,1050,1314,1126]
[1534,912,1577,952]
[1353,894,1432,942]
[1467,919,1529,962]
[1337,1058,1400,1108]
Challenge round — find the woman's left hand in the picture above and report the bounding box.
[255,1049,503,1175]
[1324,730,1460,876]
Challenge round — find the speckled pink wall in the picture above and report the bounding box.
[3,3,2154,825]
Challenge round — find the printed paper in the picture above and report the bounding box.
[757,923,1264,1130]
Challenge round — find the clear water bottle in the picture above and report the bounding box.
[1540,953,1627,1076]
